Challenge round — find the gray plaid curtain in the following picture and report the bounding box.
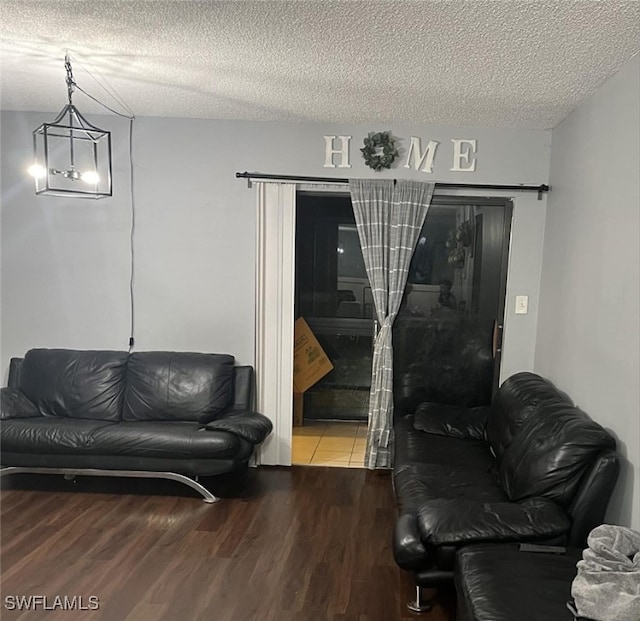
[349,179,435,468]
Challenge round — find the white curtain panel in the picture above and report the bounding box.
[254,182,296,465]
[349,179,435,468]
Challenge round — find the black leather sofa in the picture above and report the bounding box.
[0,348,273,502]
[392,372,620,611]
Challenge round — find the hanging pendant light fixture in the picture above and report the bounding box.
[29,54,112,198]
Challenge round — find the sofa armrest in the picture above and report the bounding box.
[417,497,570,546]
[1,387,40,419]
[413,403,490,441]
[393,513,429,570]
[203,410,273,444]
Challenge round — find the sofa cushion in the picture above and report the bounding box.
[418,497,571,545]
[18,349,128,421]
[413,403,489,440]
[89,421,252,460]
[1,388,40,419]
[123,352,235,423]
[499,404,616,508]
[394,462,506,514]
[486,372,573,461]
[1,419,251,463]
[0,418,116,454]
[394,415,495,473]
[456,544,583,621]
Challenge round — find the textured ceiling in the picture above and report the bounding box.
[1,1,639,129]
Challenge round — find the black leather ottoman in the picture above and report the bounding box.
[455,543,593,621]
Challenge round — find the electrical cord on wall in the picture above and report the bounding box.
[127,117,136,353]
[68,54,137,352]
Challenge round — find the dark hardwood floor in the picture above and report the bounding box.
[1,466,455,621]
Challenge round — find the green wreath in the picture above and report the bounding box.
[360,131,399,171]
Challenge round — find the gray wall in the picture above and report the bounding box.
[535,54,640,529]
[1,114,550,384]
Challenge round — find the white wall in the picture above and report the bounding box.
[1,114,550,385]
[535,55,640,529]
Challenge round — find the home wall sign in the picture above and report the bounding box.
[323,134,477,173]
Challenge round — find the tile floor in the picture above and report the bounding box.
[292,421,367,468]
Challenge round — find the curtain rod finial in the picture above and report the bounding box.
[537,184,550,200]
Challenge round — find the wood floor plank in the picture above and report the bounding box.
[1,467,455,621]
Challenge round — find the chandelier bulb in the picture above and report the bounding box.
[28,164,46,179]
[81,170,100,184]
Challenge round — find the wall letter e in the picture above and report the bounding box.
[450,139,477,172]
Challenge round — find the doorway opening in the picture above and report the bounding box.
[292,191,370,467]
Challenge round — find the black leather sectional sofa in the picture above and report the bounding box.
[392,371,620,612]
[0,348,272,502]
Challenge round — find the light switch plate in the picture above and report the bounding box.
[515,295,528,314]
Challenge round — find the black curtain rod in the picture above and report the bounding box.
[235,172,550,199]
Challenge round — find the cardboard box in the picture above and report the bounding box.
[293,317,334,393]
[292,317,333,425]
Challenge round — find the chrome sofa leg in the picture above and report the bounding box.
[164,472,219,503]
[407,585,433,613]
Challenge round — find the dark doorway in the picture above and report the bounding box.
[295,192,373,422]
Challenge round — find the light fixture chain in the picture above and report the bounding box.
[64,54,76,105]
